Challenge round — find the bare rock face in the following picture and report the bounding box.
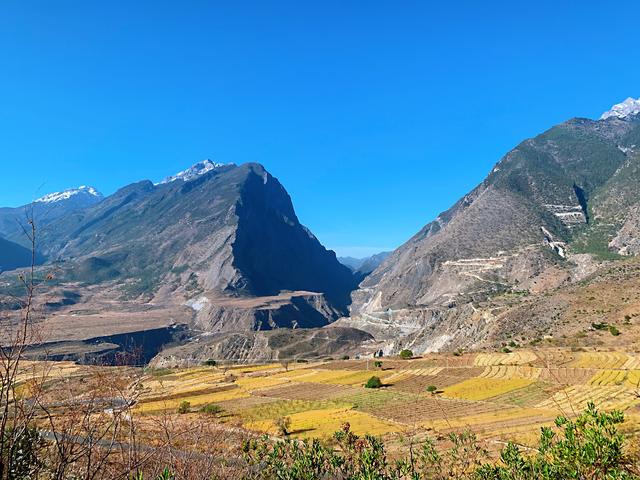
[348,113,640,352]
[187,291,344,332]
[609,205,640,255]
[150,326,375,367]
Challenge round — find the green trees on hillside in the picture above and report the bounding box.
[399,349,413,359]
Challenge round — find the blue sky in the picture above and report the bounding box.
[1,1,639,257]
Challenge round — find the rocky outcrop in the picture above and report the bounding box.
[609,205,640,255]
[187,291,344,332]
[150,326,375,367]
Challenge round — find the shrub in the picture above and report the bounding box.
[609,325,621,336]
[341,355,350,360]
[203,359,217,367]
[426,385,438,394]
[243,404,637,480]
[1,427,44,479]
[501,347,512,353]
[475,403,632,479]
[200,403,223,416]
[275,416,291,436]
[177,401,191,414]
[399,349,413,359]
[374,361,383,369]
[364,376,383,389]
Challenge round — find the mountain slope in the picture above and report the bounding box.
[0,186,104,249]
[8,162,358,338]
[347,108,640,352]
[0,236,38,271]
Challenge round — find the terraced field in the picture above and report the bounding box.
[126,348,640,444]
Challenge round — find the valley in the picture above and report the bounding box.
[18,345,640,460]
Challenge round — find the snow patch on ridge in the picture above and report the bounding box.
[35,186,103,204]
[158,159,230,185]
[601,97,640,120]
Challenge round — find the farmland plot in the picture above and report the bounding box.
[538,367,598,385]
[588,370,628,386]
[391,374,466,393]
[570,351,629,369]
[474,351,538,366]
[128,347,640,442]
[246,407,403,438]
[536,385,638,412]
[253,381,361,401]
[486,381,561,407]
[479,365,542,380]
[373,396,502,425]
[442,377,534,401]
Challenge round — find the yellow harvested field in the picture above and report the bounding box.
[144,371,226,392]
[246,407,403,438]
[113,348,640,443]
[421,406,556,432]
[479,366,542,380]
[15,361,84,383]
[227,363,288,374]
[137,387,249,413]
[234,376,289,392]
[442,378,534,401]
[535,385,638,412]
[402,367,444,376]
[625,370,640,388]
[570,352,629,369]
[272,369,320,380]
[473,351,538,366]
[588,370,627,386]
[294,369,393,385]
[622,356,640,370]
[240,399,349,422]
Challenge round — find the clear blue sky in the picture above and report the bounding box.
[1,1,639,257]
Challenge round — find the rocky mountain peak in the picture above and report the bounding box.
[601,97,640,120]
[158,159,231,184]
[35,186,103,204]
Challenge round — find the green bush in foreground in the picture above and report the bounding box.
[242,403,639,479]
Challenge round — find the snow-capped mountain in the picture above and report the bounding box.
[158,160,230,185]
[35,186,103,204]
[0,186,104,246]
[600,97,640,120]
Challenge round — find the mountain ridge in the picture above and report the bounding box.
[345,110,640,353]
[0,162,359,358]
